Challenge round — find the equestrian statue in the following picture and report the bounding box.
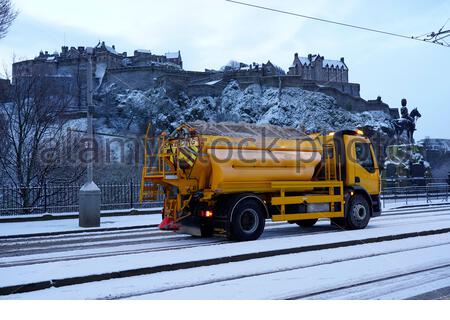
[392,98,422,144]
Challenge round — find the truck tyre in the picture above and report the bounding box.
[346,194,371,230]
[230,198,265,241]
[296,219,318,228]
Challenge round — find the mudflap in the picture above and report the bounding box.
[178,216,202,237]
[159,217,179,231]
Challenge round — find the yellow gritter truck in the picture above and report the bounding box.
[140,121,381,241]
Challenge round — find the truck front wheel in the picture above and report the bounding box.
[230,198,265,241]
[346,194,371,230]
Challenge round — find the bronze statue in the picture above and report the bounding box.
[392,99,421,143]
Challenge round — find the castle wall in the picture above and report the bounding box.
[106,66,218,93]
[11,47,394,118]
[0,79,11,102]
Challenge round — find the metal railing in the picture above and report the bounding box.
[0,182,163,216]
[381,184,449,208]
[381,178,449,189]
[1,180,448,216]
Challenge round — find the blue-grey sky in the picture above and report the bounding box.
[1,0,449,140]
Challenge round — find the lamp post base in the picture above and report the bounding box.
[79,181,101,228]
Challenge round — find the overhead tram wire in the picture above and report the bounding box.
[224,0,450,48]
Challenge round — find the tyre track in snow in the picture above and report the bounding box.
[4,204,448,249]
[286,263,450,300]
[2,203,449,242]
[2,212,445,268]
[2,207,450,268]
[0,224,338,268]
[4,208,449,259]
[0,220,329,259]
[1,226,450,297]
[110,241,450,300]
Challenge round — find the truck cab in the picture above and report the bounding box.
[336,131,382,219]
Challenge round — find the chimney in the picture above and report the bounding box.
[294,52,299,59]
[112,45,116,50]
[308,54,312,61]
[340,57,345,63]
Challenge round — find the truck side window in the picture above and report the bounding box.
[355,142,375,173]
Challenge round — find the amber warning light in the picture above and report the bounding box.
[199,210,214,218]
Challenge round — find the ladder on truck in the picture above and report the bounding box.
[139,124,166,203]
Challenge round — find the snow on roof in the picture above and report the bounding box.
[292,54,348,70]
[105,45,118,55]
[136,49,152,54]
[299,57,311,65]
[165,52,180,59]
[322,59,347,70]
[292,55,318,67]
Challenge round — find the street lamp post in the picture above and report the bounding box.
[79,47,101,228]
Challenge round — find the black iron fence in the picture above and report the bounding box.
[0,182,163,216]
[381,178,449,189]
[1,179,449,216]
[381,184,449,207]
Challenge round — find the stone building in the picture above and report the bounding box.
[261,61,285,76]
[288,53,349,83]
[0,78,11,102]
[127,50,183,68]
[12,41,183,81]
[11,42,184,107]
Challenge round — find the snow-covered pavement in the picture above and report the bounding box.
[1,204,450,300]
[0,213,163,237]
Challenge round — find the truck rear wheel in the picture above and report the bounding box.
[346,194,371,230]
[296,219,318,228]
[230,198,265,241]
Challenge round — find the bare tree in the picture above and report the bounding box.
[0,74,84,212]
[0,0,18,39]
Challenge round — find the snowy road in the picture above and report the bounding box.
[1,204,450,300]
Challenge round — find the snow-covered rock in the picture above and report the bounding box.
[94,80,394,136]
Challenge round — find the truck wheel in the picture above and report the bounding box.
[230,198,265,241]
[346,194,371,230]
[296,219,318,228]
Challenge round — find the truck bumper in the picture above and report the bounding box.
[371,195,382,217]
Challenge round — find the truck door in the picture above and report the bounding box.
[349,137,380,195]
